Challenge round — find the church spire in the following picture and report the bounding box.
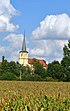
[22,31,26,52]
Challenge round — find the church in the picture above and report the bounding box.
[19,34,47,69]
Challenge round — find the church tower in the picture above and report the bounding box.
[19,33,28,66]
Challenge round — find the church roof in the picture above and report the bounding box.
[22,32,26,52]
[28,58,47,67]
[19,32,28,53]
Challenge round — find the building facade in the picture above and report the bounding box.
[19,33,28,66]
[19,34,47,69]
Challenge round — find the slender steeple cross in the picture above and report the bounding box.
[22,32,26,52]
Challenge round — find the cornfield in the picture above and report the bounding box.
[0,81,70,111]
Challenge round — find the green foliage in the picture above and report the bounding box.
[61,40,70,69]
[47,61,66,81]
[21,73,42,81]
[45,77,58,82]
[0,72,17,80]
[33,59,47,78]
[21,65,31,75]
[2,56,5,62]
[0,61,19,75]
[61,56,70,68]
[8,61,20,76]
[61,40,70,81]
[47,40,70,82]
[63,40,70,57]
[0,61,20,78]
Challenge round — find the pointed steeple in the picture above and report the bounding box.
[22,31,26,52]
[19,31,28,66]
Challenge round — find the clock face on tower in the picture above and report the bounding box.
[20,53,28,58]
[24,53,27,56]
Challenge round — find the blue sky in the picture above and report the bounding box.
[0,0,70,63]
[11,0,70,35]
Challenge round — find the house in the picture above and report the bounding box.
[19,33,47,69]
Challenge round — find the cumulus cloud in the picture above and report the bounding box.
[0,33,68,63]
[0,0,19,32]
[3,33,26,62]
[32,13,70,40]
[0,45,10,61]
[29,40,68,62]
[0,45,6,55]
[4,34,23,49]
[10,50,19,62]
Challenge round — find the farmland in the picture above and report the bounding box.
[0,81,70,110]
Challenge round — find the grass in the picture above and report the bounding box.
[0,81,70,110]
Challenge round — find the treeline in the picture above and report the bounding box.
[47,40,70,82]
[0,40,70,81]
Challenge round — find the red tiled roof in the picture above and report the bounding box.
[28,58,47,67]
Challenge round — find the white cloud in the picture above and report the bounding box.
[0,33,68,63]
[0,45,10,61]
[3,33,25,62]
[0,33,30,62]
[32,13,70,40]
[29,40,68,62]
[0,45,6,55]
[10,50,19,62]
[30,48,45,56]
[4,34,23,49]
[0,0,19,32]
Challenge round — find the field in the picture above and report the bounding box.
[0,81,70,111]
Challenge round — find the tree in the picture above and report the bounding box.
[33,59,47,78]
[61,40,70,68]
[2,56,5,62]
[63,40,70,57]
[47,61,67,81]
[1,60,9,73]
[0,61,20,77]
[61,40,70,81]
[61,56,70,68]
[0,72,17,80]
[8,61,20,76]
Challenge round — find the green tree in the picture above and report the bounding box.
[47,61,66,81]
[0,72,17,80]
[61,56,70,68]
[8,61,20,76]
[61,40,70,68]
[33,59,47,78]
[61,40,70,81]
[21,73,42,81]
[2,56,5,62]
[1,60,9,73]
[1,61,19,74]
[21,65,31,75]
[63,40,70,57]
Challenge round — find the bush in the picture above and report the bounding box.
[0,72,17,80]
[21,73,43,81]
[45,77,58,82]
